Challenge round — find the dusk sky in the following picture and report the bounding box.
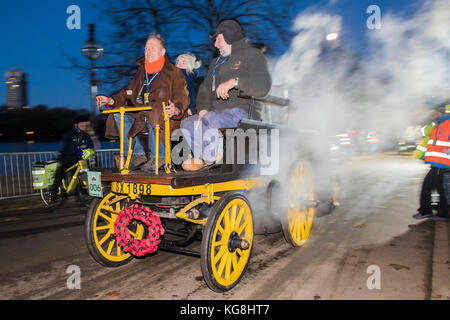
[0,0,417,113]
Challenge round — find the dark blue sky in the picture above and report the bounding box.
[0,0,416,112]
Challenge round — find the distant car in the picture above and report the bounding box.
[398,126,422,152]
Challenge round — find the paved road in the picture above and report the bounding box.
[0,154,448,300]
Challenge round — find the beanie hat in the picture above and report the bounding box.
[74,114,90,124]
[211,19,245,44]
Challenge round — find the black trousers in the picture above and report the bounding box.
[50,162,73,197]
[418,166,448,216]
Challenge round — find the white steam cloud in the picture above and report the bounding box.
[271,0,450,148]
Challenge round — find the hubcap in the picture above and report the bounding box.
[228,231,250,253]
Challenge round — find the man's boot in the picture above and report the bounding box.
[129,155,148,170]
[140,158,164,172]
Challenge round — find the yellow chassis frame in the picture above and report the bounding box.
[99,103,266,226]
[110,178,266,225]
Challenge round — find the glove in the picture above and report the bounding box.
[82,148,95,159]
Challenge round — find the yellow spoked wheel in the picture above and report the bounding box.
[85,191,145,267]
[281,161,316,247]
[201,192,254,292]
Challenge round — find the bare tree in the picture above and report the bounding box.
[88,0,186,87]
[148,0,300,59]
[80,0,301,91]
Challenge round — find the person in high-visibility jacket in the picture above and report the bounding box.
[413,103,450,159]
[413,102,450,220]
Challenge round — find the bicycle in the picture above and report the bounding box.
[32,156,93,207]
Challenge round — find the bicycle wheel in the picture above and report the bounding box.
[40,182,66,208]
[40,188,54,207]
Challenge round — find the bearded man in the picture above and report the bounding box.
[180,20,271,171]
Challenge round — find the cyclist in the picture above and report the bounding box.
[49,115,95,204]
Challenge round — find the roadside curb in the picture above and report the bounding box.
[383,152,414,157]
[0,196,44,213]
[431,221,450,299]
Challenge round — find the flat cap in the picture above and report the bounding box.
[211,19,245,44]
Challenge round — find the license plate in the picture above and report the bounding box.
[87,171,103,198]
[112,182,151,196]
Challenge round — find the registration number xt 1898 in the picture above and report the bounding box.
[112,182,151,195]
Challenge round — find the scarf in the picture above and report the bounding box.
[145,55,165,74]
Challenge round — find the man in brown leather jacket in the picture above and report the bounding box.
[97,33,189,171]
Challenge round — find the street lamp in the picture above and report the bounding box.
[325,32,340,52]
[82,24,104,125]
[326,32,339,41]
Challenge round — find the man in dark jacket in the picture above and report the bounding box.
[181,19,272,171]
[97,33,190,171]
[50,115,94,203]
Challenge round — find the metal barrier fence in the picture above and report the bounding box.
[0,149,119,200]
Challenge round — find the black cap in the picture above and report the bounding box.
[211,19,244,44]
[74,114,90,124]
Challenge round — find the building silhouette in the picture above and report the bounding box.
[5,69,28,108]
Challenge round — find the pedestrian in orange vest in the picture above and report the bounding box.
[413,102,450,221]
